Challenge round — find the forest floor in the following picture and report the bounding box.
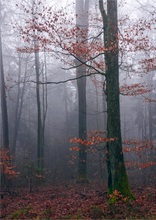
[1,182,156,219]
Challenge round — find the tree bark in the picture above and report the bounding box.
[76,0,89,183]
[35,51,44,172]
[12,54,27,155]
[99,0,134,199]
[0,15,9,150]
[32,0,45,173]
[0,1,12,190]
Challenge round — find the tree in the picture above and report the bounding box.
[32,0,45,173]
[76,0,89,183]
[11,53,28,155]
[98,0,134,199]
[35,50,45,172]
[0,0,9,150]
[0,0,11,190]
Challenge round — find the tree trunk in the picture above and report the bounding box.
[76,0,89,183]
[35,51,44,172]
[0,2,11,190]
[12,53,27,155]
[32,0,45,173]
[99,0,134,199]
[0,17,9,150]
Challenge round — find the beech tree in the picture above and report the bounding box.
[0,0,9,150]
[97,0,134,199]
[76,0,89,183]
[32,0,45,172]
[0,0,12,190]
[11,53,28,155]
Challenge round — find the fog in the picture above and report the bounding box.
[0,0,155,190]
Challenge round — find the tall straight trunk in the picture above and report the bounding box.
[77,66,87,181]
[11,54,21,155]
[147,74,153,141]
[64,83,69,138]
[76,0,89,182]
[32,0,45,172]
[0,21,9,150]
[99,0,134,199]
[42,51,48,137]
[35,51,44,172]
[148,100,152,140]
[0,2,12,190]
[12,54,27,155]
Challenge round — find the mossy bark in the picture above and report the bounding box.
[99,0,134,200]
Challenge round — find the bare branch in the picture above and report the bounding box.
[59,49,106,74]
[28,71,105,85]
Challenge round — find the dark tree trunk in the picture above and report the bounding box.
[99,0,134,199]
[0,23,9,150]
[0,4,12,190]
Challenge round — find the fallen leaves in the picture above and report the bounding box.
[1,183,156,219]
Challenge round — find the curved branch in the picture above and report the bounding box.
[62,50,105,74]
[29,71,105,85]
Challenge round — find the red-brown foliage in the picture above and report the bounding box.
[0,148,19,179]
[1,183,156,219]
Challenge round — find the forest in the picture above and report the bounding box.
[0,0,156,219]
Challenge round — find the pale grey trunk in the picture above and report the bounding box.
[12,54,27,155]
[76,0,89,182]
[35,51,44,171]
